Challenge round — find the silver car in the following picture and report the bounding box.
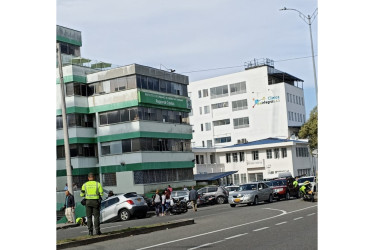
[100,192,148,223]
[228,182,274,207]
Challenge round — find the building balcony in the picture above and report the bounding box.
[195,164,225,174]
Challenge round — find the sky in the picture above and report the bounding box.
[56,0,318,119]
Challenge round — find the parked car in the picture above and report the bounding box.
[298,176,317,192]
[171,190,190,202]
[197,186,229,204]
[266,178,299,200]
[228,181,273,207]
[100,192,148,223]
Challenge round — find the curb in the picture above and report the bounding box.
[57,223,80,230]
[57,218,194,249]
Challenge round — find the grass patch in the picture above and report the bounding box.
[57,222,172,245]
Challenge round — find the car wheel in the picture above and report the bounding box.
[230,204,236,207]
[119,209,131,221]
[268,194,273,203]
[253,196,258,206]
[286,192,290,200]
[216,196,225,204]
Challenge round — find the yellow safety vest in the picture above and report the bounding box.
[80,181,103,199]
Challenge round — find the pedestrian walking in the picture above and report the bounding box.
[189,186,198,212]
[153,189,161,216]
[165,188,171,215]
[63,190,75,223]
[167,185,173,193]
[161,190,167,216]
[80,173,103,236]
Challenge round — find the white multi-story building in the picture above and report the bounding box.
[188,59,306,148]
[194,138,314,184]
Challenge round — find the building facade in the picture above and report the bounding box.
[194,138,314,184]
[56,26,195,194]
[188,59,306,148]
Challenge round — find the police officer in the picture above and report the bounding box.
[80,173,103,236]
[293,177,299,188]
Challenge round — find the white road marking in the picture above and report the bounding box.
[253,227,269,232]
[307,213,316,216]
[135,204,317,250]
[294,217,303,220]
[275,221,287,226]
[225,233,248,240]
[187,240,225,250]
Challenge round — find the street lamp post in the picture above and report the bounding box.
[280,7,318,107]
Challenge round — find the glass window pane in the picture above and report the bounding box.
[122,139,131,153]
[132,138,141,151]
[100,113,108,125]
[107,111,120,124]
[120,109,129,122]
[111,141,122,154]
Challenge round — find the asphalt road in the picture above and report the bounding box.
[58,198,317,249]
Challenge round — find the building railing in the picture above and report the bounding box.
[196,164,225,174]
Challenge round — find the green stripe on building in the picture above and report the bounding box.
[56,161,194,176]
[57,35,82,46]
[98,131,192,142]
[56,137,97,146]
[56,75,87,84]
[138,90,190,111]
[56,106,90,115]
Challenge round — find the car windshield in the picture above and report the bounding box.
[124,192,138,198]
[171,191,188,197]
[239,184,257,191]
[271,180,287,186]
[227,187,239,191]
[298,177,314,183]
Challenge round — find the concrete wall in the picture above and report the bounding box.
[88,89,138,108]
[56,157,98,171]
[56,127,96,140]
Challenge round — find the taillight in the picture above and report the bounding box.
[126,200,134,205]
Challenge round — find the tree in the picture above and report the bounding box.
[298,106,318,151]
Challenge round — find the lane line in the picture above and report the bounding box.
[275,221,287,226]
[135,205,317,250]
[253,227,269,232]
[187,240,225,250]
[307,213,316,216]
[225,233,248,240]
[294,217,303,220]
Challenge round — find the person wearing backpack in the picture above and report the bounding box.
[80,173,103,236]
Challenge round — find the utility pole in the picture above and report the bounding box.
[57,43,73,194]
[280,7,318,107]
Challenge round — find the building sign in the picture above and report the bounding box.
[252,96,280,108]
[138,90,190,110]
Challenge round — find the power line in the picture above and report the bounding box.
[180,55,317,74]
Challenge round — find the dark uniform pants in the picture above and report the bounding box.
[86,199,100,232]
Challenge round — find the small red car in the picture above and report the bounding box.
[265,178,299,200]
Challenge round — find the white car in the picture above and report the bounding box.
[298,176,317,192]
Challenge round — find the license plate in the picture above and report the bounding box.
[234,198,241,203]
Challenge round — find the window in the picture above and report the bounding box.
[57,144,97,159]
[274,148,280,159]
[213,119,230,126]
[281,148,287,158]
[303,115,306,123]
[287,93,290,102]
[233,117,249,129]
[122,139,132,153]
[103,173,117,186]
[233,153,238,162]
[199,155,204,164]
[205,123,211,131]
[226,153,231,163]
[209,154,215,163]
[296,96,299,104]
[203,89,209,97]
[266,149,272,159]
[198,90,202,98]
[302,97,304,106]
[207,140,212,148]
[201,124,204,131]
[134,168,194,184]
[107,111,120,124]
[195,155,200,164]
[204,105,210,114]
[199,107,202,115]
[239,152,245,162]
[232,99,248,111]
[101,141,122,155]
[230,81,246,95]
[252,151,259,160]
[291,112,294,121]
[211,102,229,109]
[240,173,247,184]
[215,137,231,144]
[234,174,240,184]
[57,114,93,129]
[210,85,228,99]
[297,169,311,176]
[202,141,205,147]
[293,95,296,103]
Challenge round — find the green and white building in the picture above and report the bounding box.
[56,25,195,194]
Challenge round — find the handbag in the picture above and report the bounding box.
[81,198,87,206]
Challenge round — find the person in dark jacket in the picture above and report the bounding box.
[189,186,198,212]
[63,190,75,223]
